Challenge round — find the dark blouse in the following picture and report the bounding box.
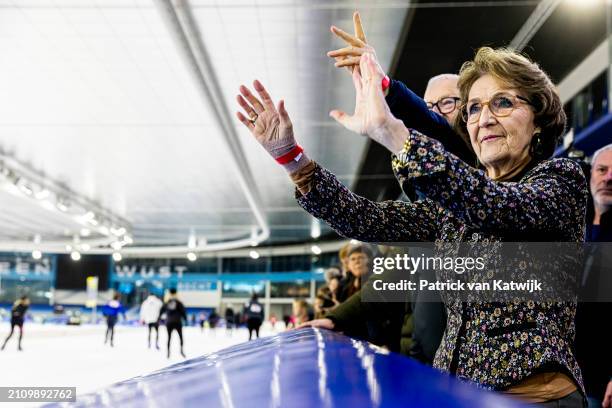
[296,129,588,393]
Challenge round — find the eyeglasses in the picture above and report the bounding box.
[461,93,533,124]
[426,97,461,114]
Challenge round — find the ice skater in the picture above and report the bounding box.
[102,293,125,347]
[243,293,264,341]
[140,292,163,349]
[161,288,187,359]
[1,295,30,351]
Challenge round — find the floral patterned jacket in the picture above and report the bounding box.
[296,129,588,393]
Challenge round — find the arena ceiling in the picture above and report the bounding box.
[0,0,607,254]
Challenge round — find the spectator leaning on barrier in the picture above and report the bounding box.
[235,44,588,406]
[316,267,342,314]
[575,143,612,408]
[338,245,373,302]
[292,299,312,326]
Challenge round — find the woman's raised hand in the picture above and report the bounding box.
[329,53,405,154]
[236,80,309,173]
[327,11,385,79]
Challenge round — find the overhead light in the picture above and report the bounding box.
[70,251,81,261]
[122,235,133,245]
[80,228,91,237]
[188,232,197,249]
[98,226,110,235]
[187,252,197,262]
[81,244,91,251]
[311,218,321,239]
[32,250,42,260]
[65,244,72,252]
[249,250,260,260]
[18,184,33,196]
[56,201,69,212]
[15,178,33,196]
[112,252,122,262]
[311,245,322,255]
[111,241,123,251]
[566,0,599,7]
[35,189,50,200]
[110,227,126,237]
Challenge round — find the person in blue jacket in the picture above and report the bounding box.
[102,293,126,347]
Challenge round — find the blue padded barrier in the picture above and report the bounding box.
[48,328,526,408]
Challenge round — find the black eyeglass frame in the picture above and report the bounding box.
[426,96,462,114]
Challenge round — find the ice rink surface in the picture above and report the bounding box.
[0,323,277,406]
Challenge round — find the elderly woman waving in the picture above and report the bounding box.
[236,48,588,406]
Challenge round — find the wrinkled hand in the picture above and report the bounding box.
[296,318,335,330]
[603,380,612,408]
[329,53,405,154]
[236,80,309,173]
[327,11,386,80]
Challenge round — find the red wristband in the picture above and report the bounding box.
[276,145,304,165]
[382,75,390,92]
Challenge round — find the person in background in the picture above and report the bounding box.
[103,293,125,348]
[244,293,264,340]
[338,245,372,302]
[282,314,292,329]
[161,288,187,358]
[587,144,612,241]
[292,299,312,326]
[316,267,342,313]
[313,295,327,320]
[225,307,235,335]
[140,292,163,350]
[575,144,612,407]
[1,295,30,351]
[198,311,206,332]
[209,309,220,330]
[269,313,278,330]
[338,243,352,278]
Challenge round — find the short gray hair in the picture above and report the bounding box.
[591,143,612,166]
[427,73,459,89]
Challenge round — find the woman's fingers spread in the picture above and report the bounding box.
[330,25,365,47]
[236,111,255,131]
[239,85,264,113]
[353,11,367,43]
[253,80,276,111]
[327,46,365,58]
[335,56,361,68]
[236,94,257,118]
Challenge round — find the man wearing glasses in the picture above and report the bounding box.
[423,74,461,124]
